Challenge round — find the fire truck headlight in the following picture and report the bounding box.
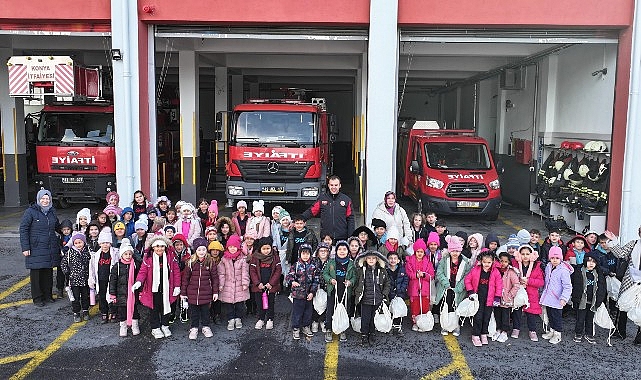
[302,187,319,197]
[426,177,444,190]
[227,186,244,196]
[489,179,501,190]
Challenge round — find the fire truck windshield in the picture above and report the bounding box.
[425,142,491,170]
[233,111,316,146]
[37,112,114,145]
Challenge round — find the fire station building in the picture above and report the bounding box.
[1,0,640,240]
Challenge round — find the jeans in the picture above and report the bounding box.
[360,303,378,335]
[71,285,90,313]
[149,291,171,329]
[547,307,563,332]
[575,304,595,337]
[190,303,211,328]
[117,305,140,322]
[30,268,53,303]
[291,298,313,329]
[225,302,245,321]
[255,292,275,321]
[494,307,512,332]
[472,303,493,336]
[512,308,539,332]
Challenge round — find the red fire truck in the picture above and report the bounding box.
[7,56,115,207]
[216,97,337,204]
[397,120,502,220]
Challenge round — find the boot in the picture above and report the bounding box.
[131,319,140,336]
[634,328,641,345]
[550,331,562,344]
[360,334,369,346]
[82,310,89,321]
[542,329,555,340]
[119,321,128,337]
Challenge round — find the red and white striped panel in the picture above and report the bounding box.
[8,64,28,96]
[54,64,74,96]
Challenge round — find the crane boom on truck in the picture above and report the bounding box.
[7,56,115,207]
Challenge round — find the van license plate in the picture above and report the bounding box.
[61,177,84,184]
[261,186,284,193]
[457,201,480,208]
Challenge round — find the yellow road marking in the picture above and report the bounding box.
[421,335,473,380]
[9,306,99,380]
[0,276,30,301]
[0,299,33,310]
[323,338,339,380]
[0,351,39,366]
[499,216,523,232]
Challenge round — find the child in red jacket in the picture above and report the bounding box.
[465,251,503,347]
[249,237,282,331]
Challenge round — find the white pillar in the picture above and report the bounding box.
[231,75,243,107]
[179,51,200,204]
[365,0,399,222]
[111,0,141,200]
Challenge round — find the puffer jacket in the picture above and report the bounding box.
[405,254,435,298]
[181,258,219,305]
[497,263,521,308]
[136,252,182,309]
[301,191,355,240]
[435,253,472,306]
[323,257,357,296]
[354,251,390,305]
[387,263,409,299]
[249,256,282,294]
[109,260,136,307]
[286,259,319,300]
[540,261,574,309]
[571,266,607,311]
[19,203,61,269]
[371,202,412,245]
[173,218,203,246]
[61,246,91,286]
[464,264,503,307]
[246,216,271,239]
[218,256,250,303]
[517,260,545,315]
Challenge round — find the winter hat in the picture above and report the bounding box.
[146,206,157,216]
[244,230,258,240]
[485,233,500,248]
[71,233,86,244]
[356,249,389,268]
[192,237,208,251]
[226,234,242,249]
[256,236,274,249]
[149,235,171,248]
[584,251,601,265]
[507,234,520,249]
[205,225,218,235]
[236,200,248,210]
[316,242,331,255]
[279,210,292,224]
[446,235,463,252]
[121,207,134,217]
[181,202,196,215]
[252,200,265,214]
[106,191,120,204]
[98,230,112,244]
[335,240,349,251]
[208,240,224,252]
[113,221,125,231]
[352,225,375,242]
[174,200,186,210]
[154,195,171,208]
[60,219,73,230]
[455,231,468,244]
[163,225,176,233]
[371,218,386,229]
[298,243,313,255]
[271,205,284,218]
[152,217,166,230]
[208,200,218,214]
[172,233,188,246]
[119,238,134,254]
[548,246,563,260]
[135,214,149,231]
[517,229,530,245]
[567,235,589,250]
[76,208,91,225]
[427,232,440,245]
[413,239,427,253]
[386,226,400,240]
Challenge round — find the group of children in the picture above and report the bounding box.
[54,190,634,346]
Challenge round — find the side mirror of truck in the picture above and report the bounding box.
[409,160,421,174]
[496,160,505,174]
[329,114,338,136]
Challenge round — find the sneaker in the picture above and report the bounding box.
[119,321,127,337]
[585,336,596,344]
[542,329,555,340]
[110,313,119,323]
[202,326,213,338]
[255,320,265,330]
[320,324,327,333]
[480,335,489,345]
[573,334,583,343]
[302,326,314,337]
[472,336,482,347]
[497,331,508,343]
[82,310,89,321]
[491,331,500,341]
[511,329,520,339]
[131,319,140,335]
[441,328,448,336]
[227,320,235,331]
[339,332,347,342]
[412,324,419,331]
[325,331,333,343]
[189,328,198,340]
[293,328,300,340]
[550,331,562,344]
[235,318,243,329]
[101,314,109,324]
[529,331,538,342]
[168,314,175,324]
[151,328,164,339]
[311,322,319,333]
[360,334,369,346]
[161,325,172,337]
[213,315,222,325]
[397,328,404,336]
[452,327,460,337]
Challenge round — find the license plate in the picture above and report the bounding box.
[61,177,84,184]
[457,201,480,208]
[261,186,284,193]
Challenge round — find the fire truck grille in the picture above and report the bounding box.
[234,160,313,182]
[445,182,488,198]
[51,165,98,171]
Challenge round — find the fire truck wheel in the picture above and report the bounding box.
[57,197,71,209]
[486,211,499,221]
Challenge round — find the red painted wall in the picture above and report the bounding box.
[399,0,634,27]
[1,0,111,23]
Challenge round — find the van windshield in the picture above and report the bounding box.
[424,142,491,170]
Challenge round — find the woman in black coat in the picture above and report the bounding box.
[19,189,61,306]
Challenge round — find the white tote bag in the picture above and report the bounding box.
[439,292,459,332]
[389,296,408,319]
[488,312,497,337]
[332,292,349,335]
[415,291,434,332]
[594,303,616,346]
[374,302,393,333]
[617,283,641,312]
[350,316,362,333]
[313,288,328,314]
[512,287,530,309]
[606,276,622,301]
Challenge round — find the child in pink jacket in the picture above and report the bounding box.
[493,252,521,343]
[246,200,271,238]
[405,239,435,332]
[511,244,545,341]
[465,251,503,347]
[218,234,250,331]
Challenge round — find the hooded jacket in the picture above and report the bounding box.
[249,255,282,294]
[285,258,319,300]
[540,237,567,266]
[570,264,606,311]
[387,262,409,299]
[181,257,220,305]
[516,260,545,315]
[465,264,504,307]
[354,250,390,305]
[136,250,181,309]
[495,262,521,308]
[405,253,435,299]
[435,253,471,306]
[371,201,412,245]
[322,256,356,296]
[540,261,574,309]
[218,253,250,303]
[109,260,136,307]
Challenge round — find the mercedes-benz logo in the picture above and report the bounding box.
[266,162,279,174]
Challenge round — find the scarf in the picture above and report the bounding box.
[152,252,171,315]
[336,256,349,277]
[254,251,273,264]
[386,205,395,215]
[120,257,136,326]
[385,240,398,253]
[596,245,607,254]
[573,248,585,265]
[224,249,242,261]
[39,203,52,214]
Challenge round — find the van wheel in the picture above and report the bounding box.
[486,212,499,221]
[417,197,423,214]
[57,198,70,209]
